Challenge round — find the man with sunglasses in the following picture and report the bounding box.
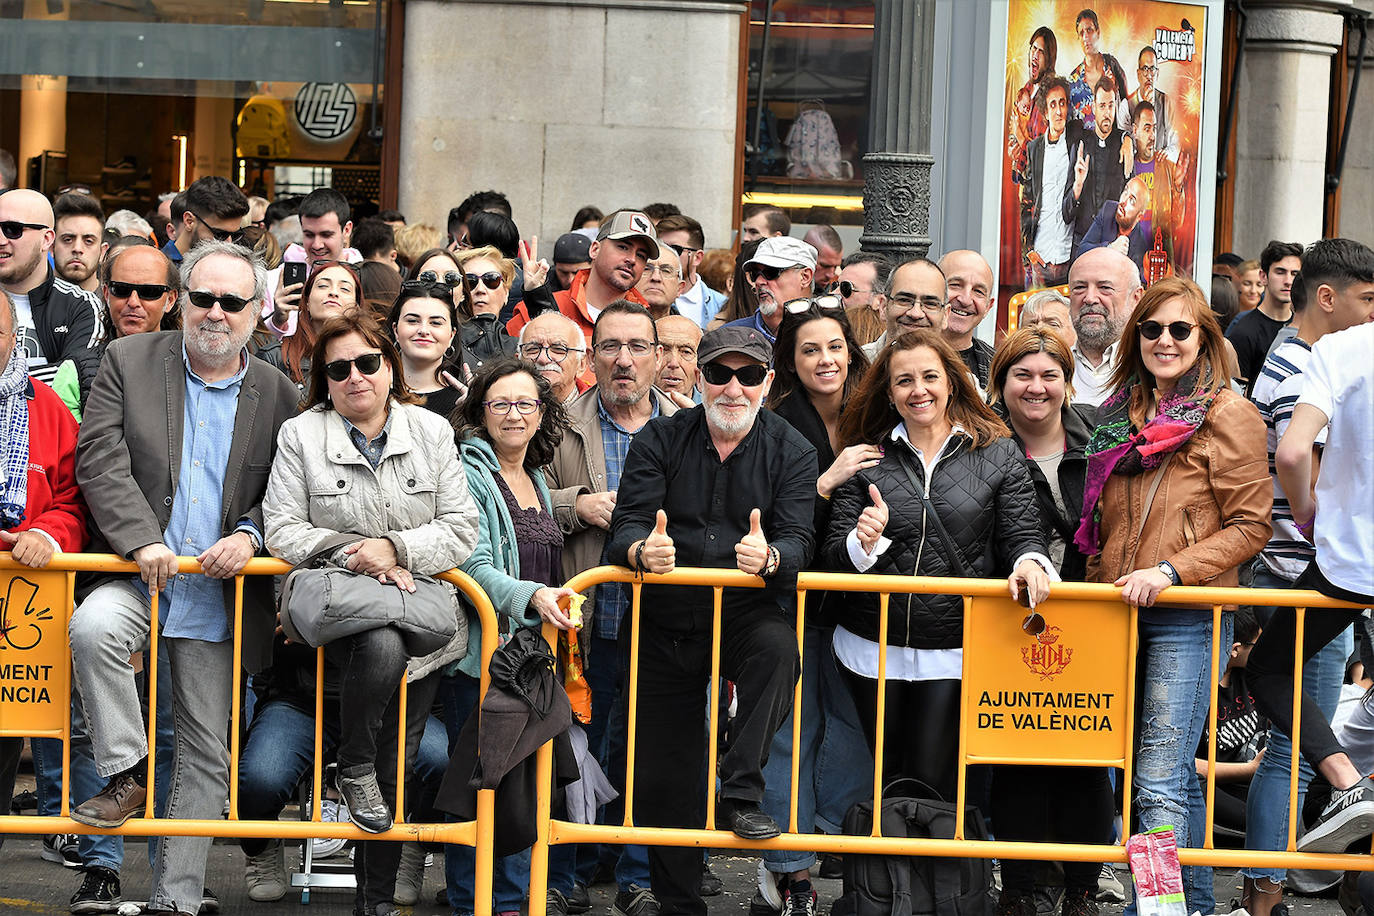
[607,324,816,916]
[0,188,104,412]
[727,236,818,343]
[165,176,250,264]
[101,245,180,338]
[67,239,299,916]
[656,214,725,329]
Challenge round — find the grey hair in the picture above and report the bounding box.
[105,209,154,239]
[1020,289,1070,324]
[179,239,268,308]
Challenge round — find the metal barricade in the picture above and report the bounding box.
[0,553,499,915]
[524,566,1373,915]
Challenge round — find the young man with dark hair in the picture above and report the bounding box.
[176,176,249,257]
[53,191,106,292]
[1226,240,1303,395]
[352,217,398,271]
[448,190,512,247]
[657,213,726,329]
[265,187,359,336]
[740,204,790,243]
[802,224,843,291]
[375,208,406,229]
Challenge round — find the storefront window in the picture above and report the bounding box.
[744,0,874,226]
[0,0,382,212]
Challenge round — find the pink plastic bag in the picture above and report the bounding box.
[1126,827,1188,916]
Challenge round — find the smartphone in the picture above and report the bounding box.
[284,262,308,287]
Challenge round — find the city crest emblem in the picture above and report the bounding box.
[1021,626,1072,681]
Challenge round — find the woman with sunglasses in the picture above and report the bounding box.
[442,358,578,915]
[388,281,467,419]
[1075,276,1270,916]
[270,261,363,388]
[756,301,879,909]
[455,245,521,371]
[985,328,1114,916]
[820,330,1053,800]
[262,312,479,913]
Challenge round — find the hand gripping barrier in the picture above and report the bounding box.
[522,566,1373,915]
[0,553,501,916]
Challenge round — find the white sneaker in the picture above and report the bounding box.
[757,860,784,912]
[311,797,351,858]
[393,842,426,906]
[244,840,287,903]
[1096,862,1125,903]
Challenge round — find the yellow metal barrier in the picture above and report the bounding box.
[524,566,1372,915]
[0,553,499,915]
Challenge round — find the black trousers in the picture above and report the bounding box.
[631,608,799,916]
[1248,564,1371,772]
[989,765,1114,894]
[842,669,961,804]
[0,736,20,855]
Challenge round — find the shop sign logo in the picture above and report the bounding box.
[294,83,358,141]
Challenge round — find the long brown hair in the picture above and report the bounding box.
[1107,276,1228,428]
[838,330,1010,449]
[304,312,421,411]
[766,305,869,409]
[281,260,362,383]
[987,326,1077,406]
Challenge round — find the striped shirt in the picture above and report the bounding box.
[1252,337,1324,581]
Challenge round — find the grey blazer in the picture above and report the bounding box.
[75,331,301,674]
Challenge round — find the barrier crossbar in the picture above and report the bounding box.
[0,553,500,916]
[525,566,1373,916]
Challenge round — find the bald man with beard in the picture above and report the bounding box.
[0,189,104,410]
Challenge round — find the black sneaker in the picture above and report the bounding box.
[70,866,122,915]
[548,888,570,916]
[700,863,724,897]
[1298,776,1374,853]
[612,883,661,916]
[566,883,593,914]
[201,886,220,914]
[781,880,817,916]
[43,833,82,868]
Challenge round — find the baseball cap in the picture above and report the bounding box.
[697,325,773,366]
[596,210,660,258]
[744,236,818,271]
[553,232,593,265]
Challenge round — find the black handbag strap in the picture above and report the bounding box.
[893,451,968,579]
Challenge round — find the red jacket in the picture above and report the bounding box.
[4,378,88,552]
[505,270,650,387]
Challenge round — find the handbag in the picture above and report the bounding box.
[278,532,464,657]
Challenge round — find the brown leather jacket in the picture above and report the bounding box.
[1086,388,1272,593]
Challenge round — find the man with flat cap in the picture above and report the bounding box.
[607,324,818,916]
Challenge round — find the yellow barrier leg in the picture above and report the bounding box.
[1288,607,1306,852]
[870,593,890,837]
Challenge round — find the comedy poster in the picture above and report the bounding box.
[998,1,1209,300]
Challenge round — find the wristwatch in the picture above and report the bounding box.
[1156,560,1181,586]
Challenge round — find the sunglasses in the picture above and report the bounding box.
[701,362,768,387]
[192,213,247,245]
[0,220,48,240]
[784,295,844,315]
[664,242,701,257]
[187,290,253,313]
[415,269,461,287]
[1138,319,1196,341]
[838,280,872,299]
[108,281,172,300]
[744,264,796,283]
[324,352,385,382]
[466,271,504,291]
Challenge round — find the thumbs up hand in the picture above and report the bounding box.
[856,484,889,555]
[636,509,676,574]
[735,508,771,575]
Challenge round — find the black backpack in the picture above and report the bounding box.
[831,779,996,916]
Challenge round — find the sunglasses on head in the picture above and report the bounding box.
[701,362,768,387]
[466,271,503,291]
[108,281,172,300]
[1138,319,1196,341]
[192,213,246,245]
[783,295,844,315]
[0,220,48,240]
[187,290,253,313]
[664,242,700,257]
[324,352,385,382]
[744,263,796,283]
[415,269,461,288]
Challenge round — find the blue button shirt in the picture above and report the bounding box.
[147,348,250,643]
[722,310,778,344]
[594,396,659,640]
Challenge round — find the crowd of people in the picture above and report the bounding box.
[0,159,1372,916]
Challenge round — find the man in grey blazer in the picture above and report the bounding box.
[67,239,299,916]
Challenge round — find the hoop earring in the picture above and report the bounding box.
[445,345,456,358]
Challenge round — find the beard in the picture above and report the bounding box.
[0,244,45,286]
[704,393,761,437]
[185,317,253,367]
[1075,308,1124,351]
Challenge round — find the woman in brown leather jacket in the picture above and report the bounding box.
[1074,276,1271,916]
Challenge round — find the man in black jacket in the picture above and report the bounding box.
[0,188,104,409]
[608,325,817,916]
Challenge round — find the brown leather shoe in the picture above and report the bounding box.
[71,774,146,828]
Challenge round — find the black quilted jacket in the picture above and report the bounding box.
[821,432,1047,650]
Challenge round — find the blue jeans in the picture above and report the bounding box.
[1127,610,1232,916]
[760,626,873,874]
[1242,564,1352,882]
[236,695,340,858]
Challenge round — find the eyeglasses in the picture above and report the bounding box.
[484,398,542,416]
[784,295,844,315]
[744,264,797,283]
[108,281,172,300]
[324,352,384,382]
[192,213,247,245]
[466,271,504,291]
[594,339,656,358]
[0,220,48,240]
[1138,65,1159,74]
[1138,319,1196,341]
[519,342,584,362]
[700,362,768,387]
[889,293,947,313]
[664,242,700,257]
[187,290,253,313]
[644,264,680,278]
[838,280,873,299]
[415,269,461,288]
